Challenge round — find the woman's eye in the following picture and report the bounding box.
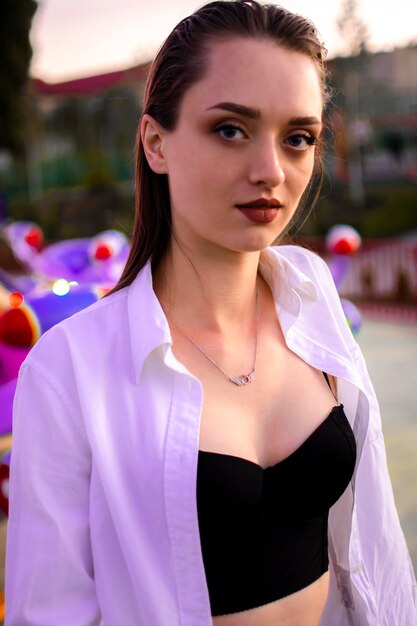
[286,133,316,151]
[215,124,246,141]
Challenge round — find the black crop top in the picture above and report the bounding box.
[196,404,356,616]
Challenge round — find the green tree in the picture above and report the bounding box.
[0,0,38,157]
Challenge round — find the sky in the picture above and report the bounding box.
[30,0,417,82]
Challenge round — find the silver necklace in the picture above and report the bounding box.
[165,282,259,386]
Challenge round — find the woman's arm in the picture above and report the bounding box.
[5,363,101,626]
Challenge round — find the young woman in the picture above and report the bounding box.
[6,2,416,625]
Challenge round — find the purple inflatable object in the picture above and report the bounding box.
[0,378,16,435]
[31,230,129,285]
[0,341,29,385]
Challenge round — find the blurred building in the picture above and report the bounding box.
[1,44,417,242]
[24,63,148,191]
[13,43,415,191]
[328,44,417,183]
[5,43,413,190]
[32,64,147,154]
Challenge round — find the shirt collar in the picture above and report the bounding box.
[127,247,318,382]
[259,247,319,304]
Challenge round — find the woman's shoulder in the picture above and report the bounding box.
[269,243,336,290]
[271,243,329,270]
[268,244,358,351]
[23,287,130,375]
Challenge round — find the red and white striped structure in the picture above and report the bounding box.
[357,302,417,324]
[333,237,417,300]
[325,237,417,324]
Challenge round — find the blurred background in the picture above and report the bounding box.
[0,0,416,619]
[1,0,417,240]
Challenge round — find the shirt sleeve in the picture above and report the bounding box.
[5,362,101,626]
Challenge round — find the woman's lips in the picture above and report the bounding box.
[236,200,283,224]
[237,207,280,223]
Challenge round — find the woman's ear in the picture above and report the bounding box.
[140,114,168,174]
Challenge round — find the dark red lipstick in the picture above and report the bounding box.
[236,198,283,223]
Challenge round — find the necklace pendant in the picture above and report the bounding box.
[229,370,255,386]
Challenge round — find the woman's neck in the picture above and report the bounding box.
[153,244,262,335]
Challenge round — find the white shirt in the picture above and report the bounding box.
[5,245,417,626]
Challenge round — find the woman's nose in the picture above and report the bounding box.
[248,140,285,188]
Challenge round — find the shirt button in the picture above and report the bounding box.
[353,564,361,573]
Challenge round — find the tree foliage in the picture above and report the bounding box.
[0,0,38,157]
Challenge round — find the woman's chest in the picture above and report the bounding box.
[197,327,339,468]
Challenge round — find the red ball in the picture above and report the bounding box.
[326,225,361,256]
[9,292,24,308]
[0,308,35,347]
[333,238,353,255]
[24,227,43,250]
[94,243,113,261]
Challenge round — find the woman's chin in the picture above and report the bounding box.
[230,232,284,253]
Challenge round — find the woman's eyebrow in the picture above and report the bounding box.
[205,103,322,127]
[206,102,261,120]
[288,116,322,126]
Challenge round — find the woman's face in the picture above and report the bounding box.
[155,37,323,256]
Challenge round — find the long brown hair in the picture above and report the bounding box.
[111,0,330,293]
